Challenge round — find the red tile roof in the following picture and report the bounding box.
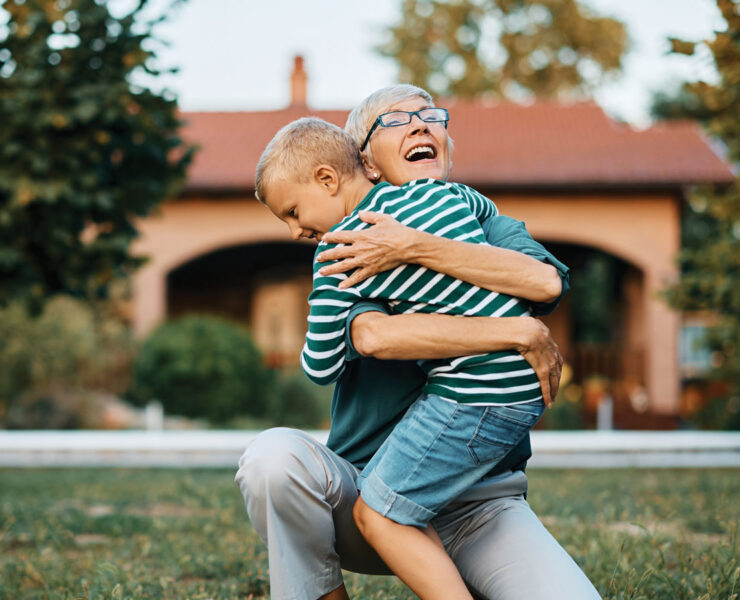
[180,100,734,192]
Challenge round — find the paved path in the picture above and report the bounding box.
[1,430,739,468]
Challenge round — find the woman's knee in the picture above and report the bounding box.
[235,427,326,502]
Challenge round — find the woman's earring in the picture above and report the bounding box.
[373,173,378,179]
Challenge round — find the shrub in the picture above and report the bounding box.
[268,372,332,429]
[0,296,135,424]
[539,365,585,430]
[690,394,740,430]
[129,316,275,423]
[540,389,585,430]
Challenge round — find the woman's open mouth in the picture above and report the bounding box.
[404,145,437,162]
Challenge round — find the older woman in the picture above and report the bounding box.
[236,85,599,600]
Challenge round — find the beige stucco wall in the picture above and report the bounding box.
[492,192,681,415]
[131,196,296,336]
[131,190,681,415]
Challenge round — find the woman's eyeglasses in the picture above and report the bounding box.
[360,108,449,152]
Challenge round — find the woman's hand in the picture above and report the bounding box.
[317,211,422,289]
[516,318,563,408]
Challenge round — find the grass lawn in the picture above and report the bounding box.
[0,468,737,599]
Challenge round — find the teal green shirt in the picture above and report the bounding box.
[327,209,569,469]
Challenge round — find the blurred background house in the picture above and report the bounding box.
[130,57,734,429]
[2,0,736,432]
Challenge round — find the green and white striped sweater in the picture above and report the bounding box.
[301,179,542,405]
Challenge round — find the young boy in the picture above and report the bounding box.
[256,117,547,600]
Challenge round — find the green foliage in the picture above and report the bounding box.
[659,1,740,398]
[129,316,276,423]
[0,0,194,309]
[0,468,737,598]
[539,397,583,429]
[540,385,584,430]
[570,252,616,344]
[267,371,332,429]
[380,0,627,99]
[691,395,740,431]
[651,83,715,122]
[0,294,135,423]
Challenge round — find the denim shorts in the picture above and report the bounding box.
[357,394,544,527]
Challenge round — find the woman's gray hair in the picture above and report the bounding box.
[345,84,453,167]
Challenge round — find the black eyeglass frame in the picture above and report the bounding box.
[359,108,449,152]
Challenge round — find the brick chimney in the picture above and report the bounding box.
[290,55,307,108]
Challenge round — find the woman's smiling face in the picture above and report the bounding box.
[365,97,451,186]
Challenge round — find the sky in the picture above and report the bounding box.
[137,0,724,126]
[2,0,727,126]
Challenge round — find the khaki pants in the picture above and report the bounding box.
[235,427,601,600]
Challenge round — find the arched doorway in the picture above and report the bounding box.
[539,242,675,427]
[166,241,316,367]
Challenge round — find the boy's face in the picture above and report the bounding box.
[366,97,451,186]
[264,176,345,242]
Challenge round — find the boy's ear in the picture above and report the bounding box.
[314,165,340,194]
[361,155,381,183]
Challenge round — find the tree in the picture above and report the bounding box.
[0,0,194,309]
[659,0,739,402]
[379,0,628,99]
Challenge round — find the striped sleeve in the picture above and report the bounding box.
[452,182,498,220]
[390,181,487,244]
[300,252,361,386]
[386,181,476,241]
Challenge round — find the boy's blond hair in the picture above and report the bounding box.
[255,117,363,204]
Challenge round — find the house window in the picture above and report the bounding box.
[679,325,713,378]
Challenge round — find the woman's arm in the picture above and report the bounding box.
[318,211,561,301]
[351,310,563,406]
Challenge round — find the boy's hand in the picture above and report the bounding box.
[516,318,563,407]
[317,212,420,289]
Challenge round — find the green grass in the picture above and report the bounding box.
[0,468,737,599]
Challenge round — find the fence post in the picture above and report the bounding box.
[145,401,164,431]
[597,395,614,430]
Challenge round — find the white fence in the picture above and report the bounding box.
[1,430,739,468]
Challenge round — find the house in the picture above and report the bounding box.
[130,58,734,428]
